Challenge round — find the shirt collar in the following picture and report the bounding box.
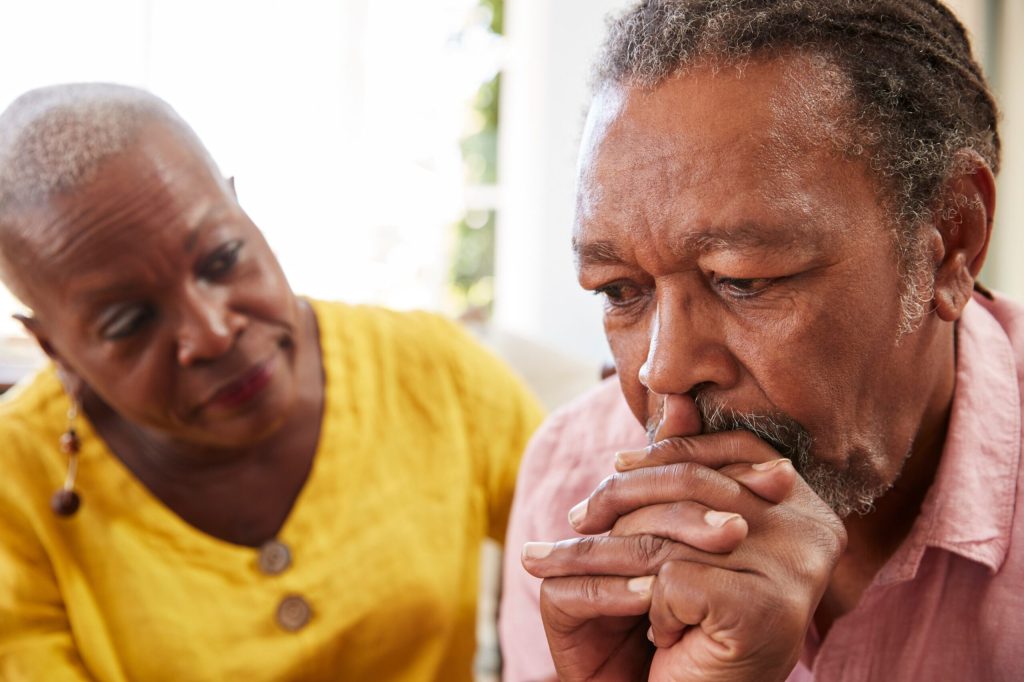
[877,294,1020,584]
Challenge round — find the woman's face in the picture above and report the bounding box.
[16,123,306,449]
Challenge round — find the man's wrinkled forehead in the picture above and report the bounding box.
[573,60,867,265]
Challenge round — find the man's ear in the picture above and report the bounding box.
[931,150,996,322]
[14,313,86,398]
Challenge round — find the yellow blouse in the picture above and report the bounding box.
[0,300,543,681]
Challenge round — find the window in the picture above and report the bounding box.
[0,0,503,337]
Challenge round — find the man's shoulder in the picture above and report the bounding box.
[968,292,1024,393]
[976,292,1024,355]
[544,376,645,447]
[518,378,646,487]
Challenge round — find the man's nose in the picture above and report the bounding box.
[637,294,739,396]
[175,284,246,366]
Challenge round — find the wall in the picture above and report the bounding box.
[494,0,629,367]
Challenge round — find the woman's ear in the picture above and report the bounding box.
[14,313,56,358]
[931,151,996,322]
[14,313,86,399]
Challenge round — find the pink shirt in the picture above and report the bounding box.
[500,293,1024,681]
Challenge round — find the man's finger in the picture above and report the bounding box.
[652,393,702,442]
[539,574,655,626]
[522,534,735,579]
[646,560,806,681]
[569,462,769,534]
[643,557,741,647]
[615,429,779,473]
[720,458,798,505]
[609,501,748,554]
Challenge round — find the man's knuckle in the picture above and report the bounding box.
[668,460,705,485]
[539,578,562,606]
[657,558,690,585]
[784,521,843,581]
[580,575,605,602]
[591,473,619,504]
[574,536,599,557]
[633,533,672,567]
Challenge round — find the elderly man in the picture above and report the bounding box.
[501,1,1021,680]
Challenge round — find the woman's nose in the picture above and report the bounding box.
[175,285,246,366]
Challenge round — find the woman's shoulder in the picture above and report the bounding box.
[0,366,66,506]
[309,298,461,338]
[0,364,66,436]
[309,298,528,411]
[309,299,480,367]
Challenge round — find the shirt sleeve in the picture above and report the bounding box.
[498,378,648,682]
[0,428,93,681]
[497,413,568,682]
[436,316,546,544]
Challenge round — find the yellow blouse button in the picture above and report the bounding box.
[276,594,312,632]
[258,539,292,575]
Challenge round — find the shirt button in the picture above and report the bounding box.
[276,594,312,632]
[258,539,292,575]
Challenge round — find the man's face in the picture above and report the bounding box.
[15,123,305,449]
[574,58,947,514]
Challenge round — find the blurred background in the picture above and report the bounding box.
[0,1,1019,678]
[0,0,1021,403]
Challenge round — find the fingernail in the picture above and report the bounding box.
[522,542,554,560]
[752,458,791,472]
[627,575,655,595]
[568,499,588,527]
[614,448,646,468]
[647,625,655,643]
[704,510,742,527]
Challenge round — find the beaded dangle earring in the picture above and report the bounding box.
[51,401,82,517]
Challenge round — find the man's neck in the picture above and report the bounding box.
[815,328,957,637]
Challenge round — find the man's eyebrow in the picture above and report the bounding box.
[573,222,822,266]
[684,222,822,255]
[573,238,625,266]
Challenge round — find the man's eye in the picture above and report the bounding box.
[100,304,154,340]
[594,281,645,308]
[713,276,776,298]
[200,240,243,279]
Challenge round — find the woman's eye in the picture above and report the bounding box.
[100,304,153,340]
[713,276,776,298]
[201,240,243,279]
[594,281,645,308]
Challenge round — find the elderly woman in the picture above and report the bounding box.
[0,84,543,681]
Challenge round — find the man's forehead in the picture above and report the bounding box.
[579,54,857,175]
[573,57,871,264]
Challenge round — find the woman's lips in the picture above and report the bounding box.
[208,354,277,410]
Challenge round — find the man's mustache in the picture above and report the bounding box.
[644,393,894,518]
[646,393,812,463]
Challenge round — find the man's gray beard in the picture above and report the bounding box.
[650,394,898,518]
